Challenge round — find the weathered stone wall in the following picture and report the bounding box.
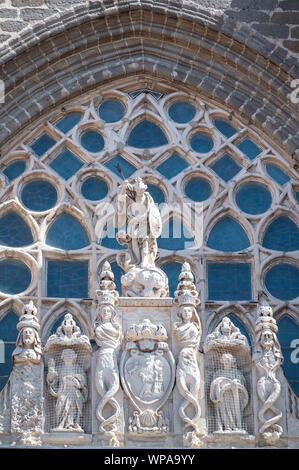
[0,0,298,54]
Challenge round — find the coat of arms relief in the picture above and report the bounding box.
[120,318,175,435]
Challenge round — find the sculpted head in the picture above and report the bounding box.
[61,348,77,366]
[22,327,36,347]
[99,304,114,322]
[220,353,236,369]
[61,313,78,337]
[260,329,275,350]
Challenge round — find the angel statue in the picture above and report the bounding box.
[114,177,168,297]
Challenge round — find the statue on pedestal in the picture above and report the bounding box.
[115,177,168,297]
[253,297,283,444]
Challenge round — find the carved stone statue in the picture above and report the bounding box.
[94,261,122,447]
[44,313,91,433]
[47,348,88,431]
[1,301,44,445]
[204,316,251,437]
[253,298,284,444]
[174,262,203,448]
[210,353,249,434]
[115,177,168,297]
[120,318,175,435]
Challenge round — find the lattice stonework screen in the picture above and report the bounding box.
[0,84,298,395]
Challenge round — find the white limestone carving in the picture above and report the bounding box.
[94,261,122,447]
[210,353,249,434]
[174,262,203,448]
[253,298,284,444]
[120,318,175,435]
[44,313,92,433]
[204,316,251,437]
[115,177,168,297]
[204,317,250,353]
[0,301,44,445]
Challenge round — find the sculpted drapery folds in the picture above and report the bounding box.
[204,316,251,436]
[253,298,284,444]
[44,313,91,433]
[210,353,249,433]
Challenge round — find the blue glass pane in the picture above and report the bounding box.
[3,160,26,181]
[0,259,31,294]
[266,164,290,186]
[156,153,189,179]
[98,99,126,123]
[190,133,214,154]
[168,101,196,124]
[185,177,212,202]
[0,310,18,342]
[2,344,14,376]
[47,260,89,298]
[0,378,9,392]
[228,314,251,347]
[210,154,242,182]
[55,113,82,133]
[0,343,15,376]
[81,177,108,201]
[207,216,250,252]
[236,183,272,215]
[0,211,33,247]
[265,264,299,300]
[214,119,237,138]
[158,218,195,250]
[21,180,57,211]
[161,262,183,297]
[208,263,252,301]
[110,261,124,294]
[127,120,168,148]
[80,130,104,153]
[49,314,82,337]
[50,149,84,180]
[278,316,299,395]
[146,184,165,204]
[296,192,299,204]
[46,213,89,250]
[101,222,126,250]
[263,216,299,252]
[237,138,261,160]
[104,155,137,179]
[30,133,56,157]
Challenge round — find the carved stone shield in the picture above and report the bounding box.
[124,353,171,405]
[149,204,162,238]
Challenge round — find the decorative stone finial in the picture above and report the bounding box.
[174,262,199,306]
[96,261,119,306]
[17,300,40,332]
